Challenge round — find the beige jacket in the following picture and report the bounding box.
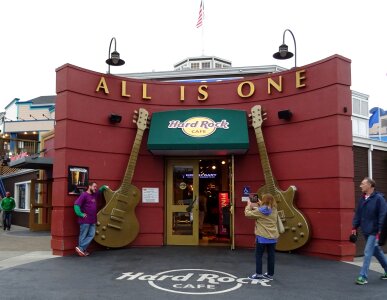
[244,205,279,239]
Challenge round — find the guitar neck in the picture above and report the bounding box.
[254,127,276,194]
[121,129,144,193]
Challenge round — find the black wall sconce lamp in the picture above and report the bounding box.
[109,114,122,124]
[278,109,293,121]
[106,37,125,74]
[273,29,297,68]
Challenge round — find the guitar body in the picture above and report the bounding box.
[258,184,310,251]
[95,185,140,248]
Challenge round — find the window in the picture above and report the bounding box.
[352,97,368,117]
[352,98,360,115]
[215,63,222,68]
[191,63,200,70]
[14,181,31,211]
[202,62,211,69]
[352,117,369,138]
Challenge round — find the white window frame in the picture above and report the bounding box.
[14,180,31,212]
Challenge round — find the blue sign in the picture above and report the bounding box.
[243,186,250,196]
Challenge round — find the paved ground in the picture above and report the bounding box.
[0,226,386,300]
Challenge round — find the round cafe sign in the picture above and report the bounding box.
[168,117,229,138]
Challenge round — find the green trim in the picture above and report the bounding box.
[147,109,249,154]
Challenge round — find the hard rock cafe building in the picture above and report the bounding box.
[33,55,365,260]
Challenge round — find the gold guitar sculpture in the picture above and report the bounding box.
[94,108,149,248]
[250,105,310,251]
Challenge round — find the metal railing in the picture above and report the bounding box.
[0,137,40,162]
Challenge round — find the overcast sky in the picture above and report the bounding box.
[1,0,385,111]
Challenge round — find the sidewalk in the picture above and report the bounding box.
[0,225,57,271]
[1,225,385,274]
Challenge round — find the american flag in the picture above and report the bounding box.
[196,0,204,28]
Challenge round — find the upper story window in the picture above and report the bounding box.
[191,63,200,70]
[352,97,368,118]
[202,62,211,69]
[215,63,222,68]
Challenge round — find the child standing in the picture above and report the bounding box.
[245,193,279,280]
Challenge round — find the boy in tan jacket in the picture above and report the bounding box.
[245,193,279,280]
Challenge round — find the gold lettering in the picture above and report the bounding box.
[180,86,185,101]
[237,81,255,98]
[198,85,208,101]
[296,69,306,88]
[268,76,282,94]
[142,83,151,100]
[121,81,131,98]
[95,77,109,94]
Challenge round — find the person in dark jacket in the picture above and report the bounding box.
[352,177,387,284]
[379,214,387,246]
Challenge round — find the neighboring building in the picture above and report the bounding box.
[173,56,232,71]
[0,96,55,229]
[369,107,387,142]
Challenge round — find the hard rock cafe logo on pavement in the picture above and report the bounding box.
[168,117,229,138]
[116,269,271,295]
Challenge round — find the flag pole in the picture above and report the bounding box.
[201,21,204,55]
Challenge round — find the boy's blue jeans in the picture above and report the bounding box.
[360,234,387,279]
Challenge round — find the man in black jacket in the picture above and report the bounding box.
[352,177,387,285]
[379,213,387,246]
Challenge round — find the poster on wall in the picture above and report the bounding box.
[68,166,89,195]
[142,188,159,203]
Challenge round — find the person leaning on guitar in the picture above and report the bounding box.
[244,193,279,281]
[74,182,108,257]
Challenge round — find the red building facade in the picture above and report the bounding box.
[52,55,355,260]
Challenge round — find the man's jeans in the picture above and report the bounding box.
[78,223,96,252]
[360,234,387,279]
[3,211,12,229]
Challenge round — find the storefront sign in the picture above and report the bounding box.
[218,193,230,235]
[147,109,249,155]
[95,70,306,101]
[142,188,159,203]
[116,269,271,295]
[168,117,229,138]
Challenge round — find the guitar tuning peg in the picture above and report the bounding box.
[132,120,137,124]
[134,110,138,114]
[263,117,267,121]
[248,113,252,118]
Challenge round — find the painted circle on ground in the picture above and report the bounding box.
[148,268,243,295]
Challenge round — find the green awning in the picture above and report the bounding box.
[147,109,249,155]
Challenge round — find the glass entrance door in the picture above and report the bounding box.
[166,160,199,245]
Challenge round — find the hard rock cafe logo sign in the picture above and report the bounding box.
[168,117,229,138]
[116,269,271,295]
